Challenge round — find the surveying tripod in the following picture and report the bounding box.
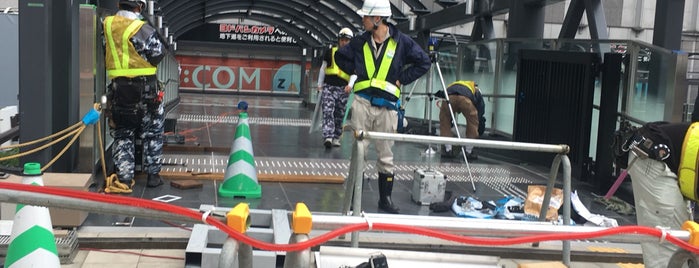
[403,38,477,191]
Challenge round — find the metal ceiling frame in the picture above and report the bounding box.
[158,0,567,46]
[158,0,418,46]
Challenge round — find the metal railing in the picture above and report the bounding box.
[0,185,696,267]
[340,129,575,265]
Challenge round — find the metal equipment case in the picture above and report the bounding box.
[411,169,446,205]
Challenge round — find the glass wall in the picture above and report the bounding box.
[424,38,687,160]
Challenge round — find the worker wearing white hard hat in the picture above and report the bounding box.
[335,0,431,214]
[317,28,358,148]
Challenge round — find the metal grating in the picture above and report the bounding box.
[162,155,532,197]
[178,114,311,127]
[0,229,79,264]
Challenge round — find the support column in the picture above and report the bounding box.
[652,0,686,50]
[595,53,622,192]
[51,0,80,172]
[19,0,53,166]
[505,0,545,70]
[19,0,79,171]
[648,0,686,99]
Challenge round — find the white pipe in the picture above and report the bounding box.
[0,187,690,246]
[355,130,569,154]
[310,214,691,244]
[147,0,154,16]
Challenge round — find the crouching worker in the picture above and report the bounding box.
[623,121,696,268]
[104,0,166,191]
[436,80,485,160]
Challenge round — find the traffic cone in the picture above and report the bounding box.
[219,102,262,198]
[4,163,60,268]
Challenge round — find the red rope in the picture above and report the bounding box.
[1,181,698,254]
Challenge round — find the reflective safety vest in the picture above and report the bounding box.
[104,16,157,79]
[448,80,476,94]
[354,38,400,99]
[325,46,350,81]
[678,122,699,201]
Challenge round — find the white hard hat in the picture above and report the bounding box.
[356,0,392,17]
[338,28,354,39]
[119,0,146,9]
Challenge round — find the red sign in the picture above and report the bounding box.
[177,55,310,93]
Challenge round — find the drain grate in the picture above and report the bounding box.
[178,114,311,127]
[162,155,532,192]
[0,229,79,264]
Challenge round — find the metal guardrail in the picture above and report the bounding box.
[0,187,695,267]
[340,130,574,265]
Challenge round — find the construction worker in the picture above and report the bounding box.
[335,0,430,214]
[436,80,486,160]
[104,0,166,190]
[624,121,693,268]
[317,28,357,149]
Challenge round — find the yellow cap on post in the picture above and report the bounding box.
[292,203,312,234]
[226,203,250,234]
[682,221,699,246]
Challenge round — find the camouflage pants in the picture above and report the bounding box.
[111,101,164,182]
[321,84,349,139]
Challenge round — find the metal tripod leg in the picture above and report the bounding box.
[424,63,437,155]
[434,61,477,192]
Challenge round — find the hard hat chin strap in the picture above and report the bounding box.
[372,17,381,31]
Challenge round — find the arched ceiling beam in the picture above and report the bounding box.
[401,0,430,14]
[159,0,413,44]
[323,0,364,26]
[206,0,359,31]
[206,1,346,40]
[341,0,408,21]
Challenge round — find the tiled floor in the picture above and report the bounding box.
[65,93,645,267]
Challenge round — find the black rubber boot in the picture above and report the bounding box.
[147,173,164,188]
[377,172,400,214]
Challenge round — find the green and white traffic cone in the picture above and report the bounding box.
[219,102,262,198]
[4,162,60,268]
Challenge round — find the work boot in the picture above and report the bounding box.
[147,173,164,188]
[323,138,332,149]
[377,172,400,214]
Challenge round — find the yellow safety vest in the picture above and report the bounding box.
[104,16,157,79]
[448,80,477,94]
[325,46,350,81]
[679,122,699,201]
[354,38,400,98]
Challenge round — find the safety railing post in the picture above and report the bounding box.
[283,203,313,268]
[220,203,252,268]
[237,243,253,268]
[218,238,239,268]
[537,154,573,266]
[342,131,366,246]
[350,131,366,248]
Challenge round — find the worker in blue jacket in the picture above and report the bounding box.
[335,0,430,214]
